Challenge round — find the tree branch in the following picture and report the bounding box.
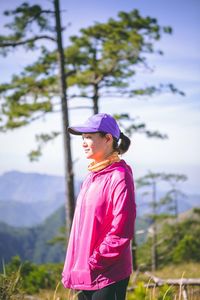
[68,94,93,100]
[70,106,93,110]
[0,35,56,48]
[17,9,55,27]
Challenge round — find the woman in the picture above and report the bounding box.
[62,113,136,300]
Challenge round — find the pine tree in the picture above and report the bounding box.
[136,171,187,270]
[0,0,75,238]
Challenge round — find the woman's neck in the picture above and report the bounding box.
[93,150,114,164]
[88,151,120,172]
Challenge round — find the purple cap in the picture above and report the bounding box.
[68,113,121,140]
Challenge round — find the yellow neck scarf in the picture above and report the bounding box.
[88,152,121,172]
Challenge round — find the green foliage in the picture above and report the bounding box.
[0,2,55,55]
[21,264,55,294]
[28,131,61,161]
[173,234,200,263]
[47,226,66,246]
[0,206,66,265]
[138,208,200,268]
[114,113,168,139]
[128,282,174,300]
[3,256,63,295]
[136,171,188,270]
[4,3,51,32]
[157,284,175,300]
[65,9,185,104]
[136,171,180,221]
[128,282,147,300]
[0,261,23,300]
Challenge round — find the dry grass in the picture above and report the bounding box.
[29,263,200,300]
[154,262,200,279]
[127,263,200,300]
[30,285,81,300]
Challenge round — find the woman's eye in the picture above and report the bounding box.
[82,135,92,140]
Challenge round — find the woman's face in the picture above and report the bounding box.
[82,133,113,162]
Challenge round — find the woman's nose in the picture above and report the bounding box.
[82,140,87,148]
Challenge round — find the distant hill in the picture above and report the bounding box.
[0,205,66,265]
[0,171,81,227]
[0,171,65,203]
[0,196,65,227]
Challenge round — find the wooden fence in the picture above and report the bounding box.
[127,272,200,300]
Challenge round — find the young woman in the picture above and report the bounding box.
[62,113,136,300]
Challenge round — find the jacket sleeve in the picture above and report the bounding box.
[88,176,136,271]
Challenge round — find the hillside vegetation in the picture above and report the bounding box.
[0,206,66,265]
[137,208,200,269]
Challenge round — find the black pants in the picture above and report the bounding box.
[77,277,129,300]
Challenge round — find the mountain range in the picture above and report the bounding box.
[0,170,199,227]
[0,205,66,266]
[0,170,199,265]
[0,170,81,227]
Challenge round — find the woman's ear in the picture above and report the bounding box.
[105,133,113,144]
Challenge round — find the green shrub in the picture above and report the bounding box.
[0,264,24,300]
[173,234,200,263]
[4,256,63,294]
[128,282,148,300]
[157,284,175,300]
[22,264,54,294]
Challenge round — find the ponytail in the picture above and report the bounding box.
[117,132,131,154]
[99,131,131,155]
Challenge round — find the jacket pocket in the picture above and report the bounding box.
[71,269,97,285]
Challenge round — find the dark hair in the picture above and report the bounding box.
[99,131,131,155]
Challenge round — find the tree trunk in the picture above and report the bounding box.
[174,190,178,223]
[132,233,137,271]
[174,190,179,243]
[93,83,99,114]
[54,0,75,240]
[152,181,158,271]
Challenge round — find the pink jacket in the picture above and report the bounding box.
[62,160,136,290]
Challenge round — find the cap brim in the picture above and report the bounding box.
[68,126,98,135]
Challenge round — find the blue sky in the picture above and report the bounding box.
[0,0,200,194]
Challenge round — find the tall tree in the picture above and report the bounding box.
[137,208,200,268]
[161,173,187,222]
[0,1,75,238]
[137,171,164,271]
[54,0,75,238]
[65,10,183,113]
[0,9,183,159]
[136,171,187,270]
